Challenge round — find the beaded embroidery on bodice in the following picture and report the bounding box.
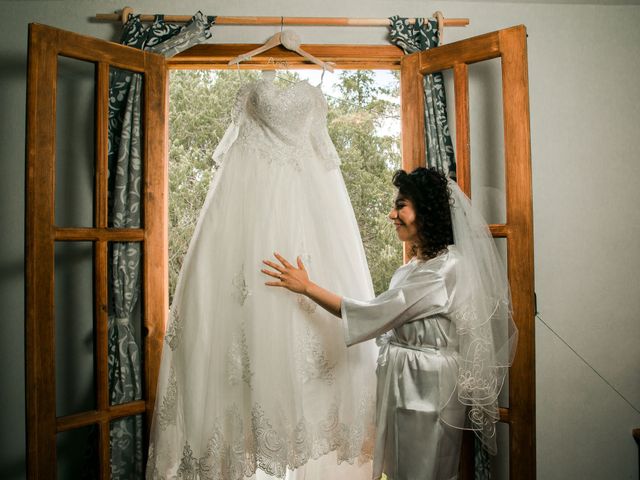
[233,79,340,171]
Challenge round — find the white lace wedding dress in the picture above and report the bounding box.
[146,76,378,480]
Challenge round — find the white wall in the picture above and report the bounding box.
[1,1,639,479]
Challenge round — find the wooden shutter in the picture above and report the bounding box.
[400,25,535,480]
[25,23,168,478]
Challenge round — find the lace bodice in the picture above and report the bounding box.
[230,79,341,171]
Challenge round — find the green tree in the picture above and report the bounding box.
[329,70,402,294]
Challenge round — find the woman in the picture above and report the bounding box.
[262,167,517,480]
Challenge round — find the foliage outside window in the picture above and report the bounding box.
[168,69,402,302]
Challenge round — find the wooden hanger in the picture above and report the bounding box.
[228,29,335,72]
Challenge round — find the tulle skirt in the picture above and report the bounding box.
[147,137,378,479]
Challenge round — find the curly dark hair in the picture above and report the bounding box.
[392,167,453,260]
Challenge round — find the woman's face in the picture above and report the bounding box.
[389,193,419,243]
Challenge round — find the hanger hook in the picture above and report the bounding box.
[280,16,284,33]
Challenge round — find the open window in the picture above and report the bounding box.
[26,23,533,479]
[400,25,535,480]
[25,23,168,478]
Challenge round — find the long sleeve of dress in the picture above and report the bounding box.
[309,104,341,169]
[340,264,449,347]
[212,84,252,164]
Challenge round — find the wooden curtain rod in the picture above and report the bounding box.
[95,8,469,28]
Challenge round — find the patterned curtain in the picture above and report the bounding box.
[388,16,456,178]
[107,12,215,479]
[388,16,491,480]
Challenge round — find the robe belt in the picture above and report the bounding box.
[378,335,444,367]
[389,340,441,352]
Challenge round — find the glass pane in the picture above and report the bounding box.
[494,237,510,408]
[494,237,507,266]
[57,425,98,479]
[499,362,510,408]
[490,422,510,480]
[55,241,95,417]
[110,414,144,478]
[168,69,402,299]
[108,242,144,406]
[55,56,95,228]
[468,58,506,225]
[108,68,145,229]
[442,68,456,148]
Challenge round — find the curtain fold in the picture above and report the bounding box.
[388,16,492,480]
[107,11,215,479]
[388,16,456,179]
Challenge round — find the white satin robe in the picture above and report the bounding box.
[341,248,467,480]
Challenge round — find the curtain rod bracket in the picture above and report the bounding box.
[120,6,133,24]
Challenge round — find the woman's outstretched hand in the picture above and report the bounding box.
[262,252,310,294]
[261,252,343,318]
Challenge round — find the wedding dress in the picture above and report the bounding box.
[146,75,378,480]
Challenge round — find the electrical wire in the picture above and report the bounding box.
[536,314,640,416]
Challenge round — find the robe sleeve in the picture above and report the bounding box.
[340,268,449,346]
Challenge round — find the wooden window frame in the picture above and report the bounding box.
[26,23,168,479]
[401,25,535,480]
[26,25,534,479]
[166,43,404,70]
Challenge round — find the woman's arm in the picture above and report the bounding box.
[262,252,342,318]
[263,253,450,347]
